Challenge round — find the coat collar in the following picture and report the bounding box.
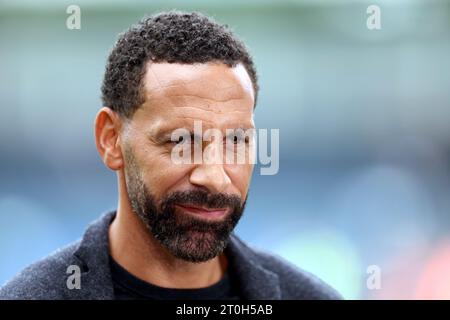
[72,211,281,299]
[71,211,116,299]
[225,235,281,299]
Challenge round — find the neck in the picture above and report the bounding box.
[108,174,227,289]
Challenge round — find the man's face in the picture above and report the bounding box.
[121,62,255,263]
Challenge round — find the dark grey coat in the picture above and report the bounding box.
[0,211,341,300]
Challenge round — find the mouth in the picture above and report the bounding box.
[174,204,230,220]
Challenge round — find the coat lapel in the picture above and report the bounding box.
[71,211,116,299]
[226,234,281,299]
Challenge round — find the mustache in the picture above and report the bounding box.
[161,189,242,211]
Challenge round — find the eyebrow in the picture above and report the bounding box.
[150,124,255,143]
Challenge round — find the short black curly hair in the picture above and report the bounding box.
[101,11,259,118]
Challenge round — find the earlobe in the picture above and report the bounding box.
[94,107,124,171]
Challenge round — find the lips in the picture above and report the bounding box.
[175,204,229,219]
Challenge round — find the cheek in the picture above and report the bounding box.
[226,164,254,193]
[138,148,192,197]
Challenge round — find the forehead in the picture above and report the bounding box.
[136,62,255,130]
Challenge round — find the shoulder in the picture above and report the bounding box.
[0,211,115,300]
[0,241,81,300]
[235,237,342,300]
[257,249,342,299]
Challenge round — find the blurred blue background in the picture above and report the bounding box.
[1,0,450,299]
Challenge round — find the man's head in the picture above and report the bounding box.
[95,11,258,263]
[101,11,258,118]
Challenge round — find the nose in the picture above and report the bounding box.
[189,136,233,193]
[189,163,232,194]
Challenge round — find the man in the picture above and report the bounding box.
[0,11,341,300]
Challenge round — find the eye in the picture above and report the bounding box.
[175,135,184,144]
[169,134,194,145]
[229,134,248,145]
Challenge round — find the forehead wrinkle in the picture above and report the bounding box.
[166,94,246,104]
[147,75,240,90]
[140,91,253,122]
[142,62,254,103]
[181,80,248,99]
[164,105,252,117]
[170,113,254,130]
[140,63,254,121]
[143,89,252,115]
[144,80,247,104]
[144,80,189,93]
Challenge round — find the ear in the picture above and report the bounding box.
[94,107,124,171]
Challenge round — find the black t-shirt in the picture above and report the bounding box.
[109,256,241,300]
